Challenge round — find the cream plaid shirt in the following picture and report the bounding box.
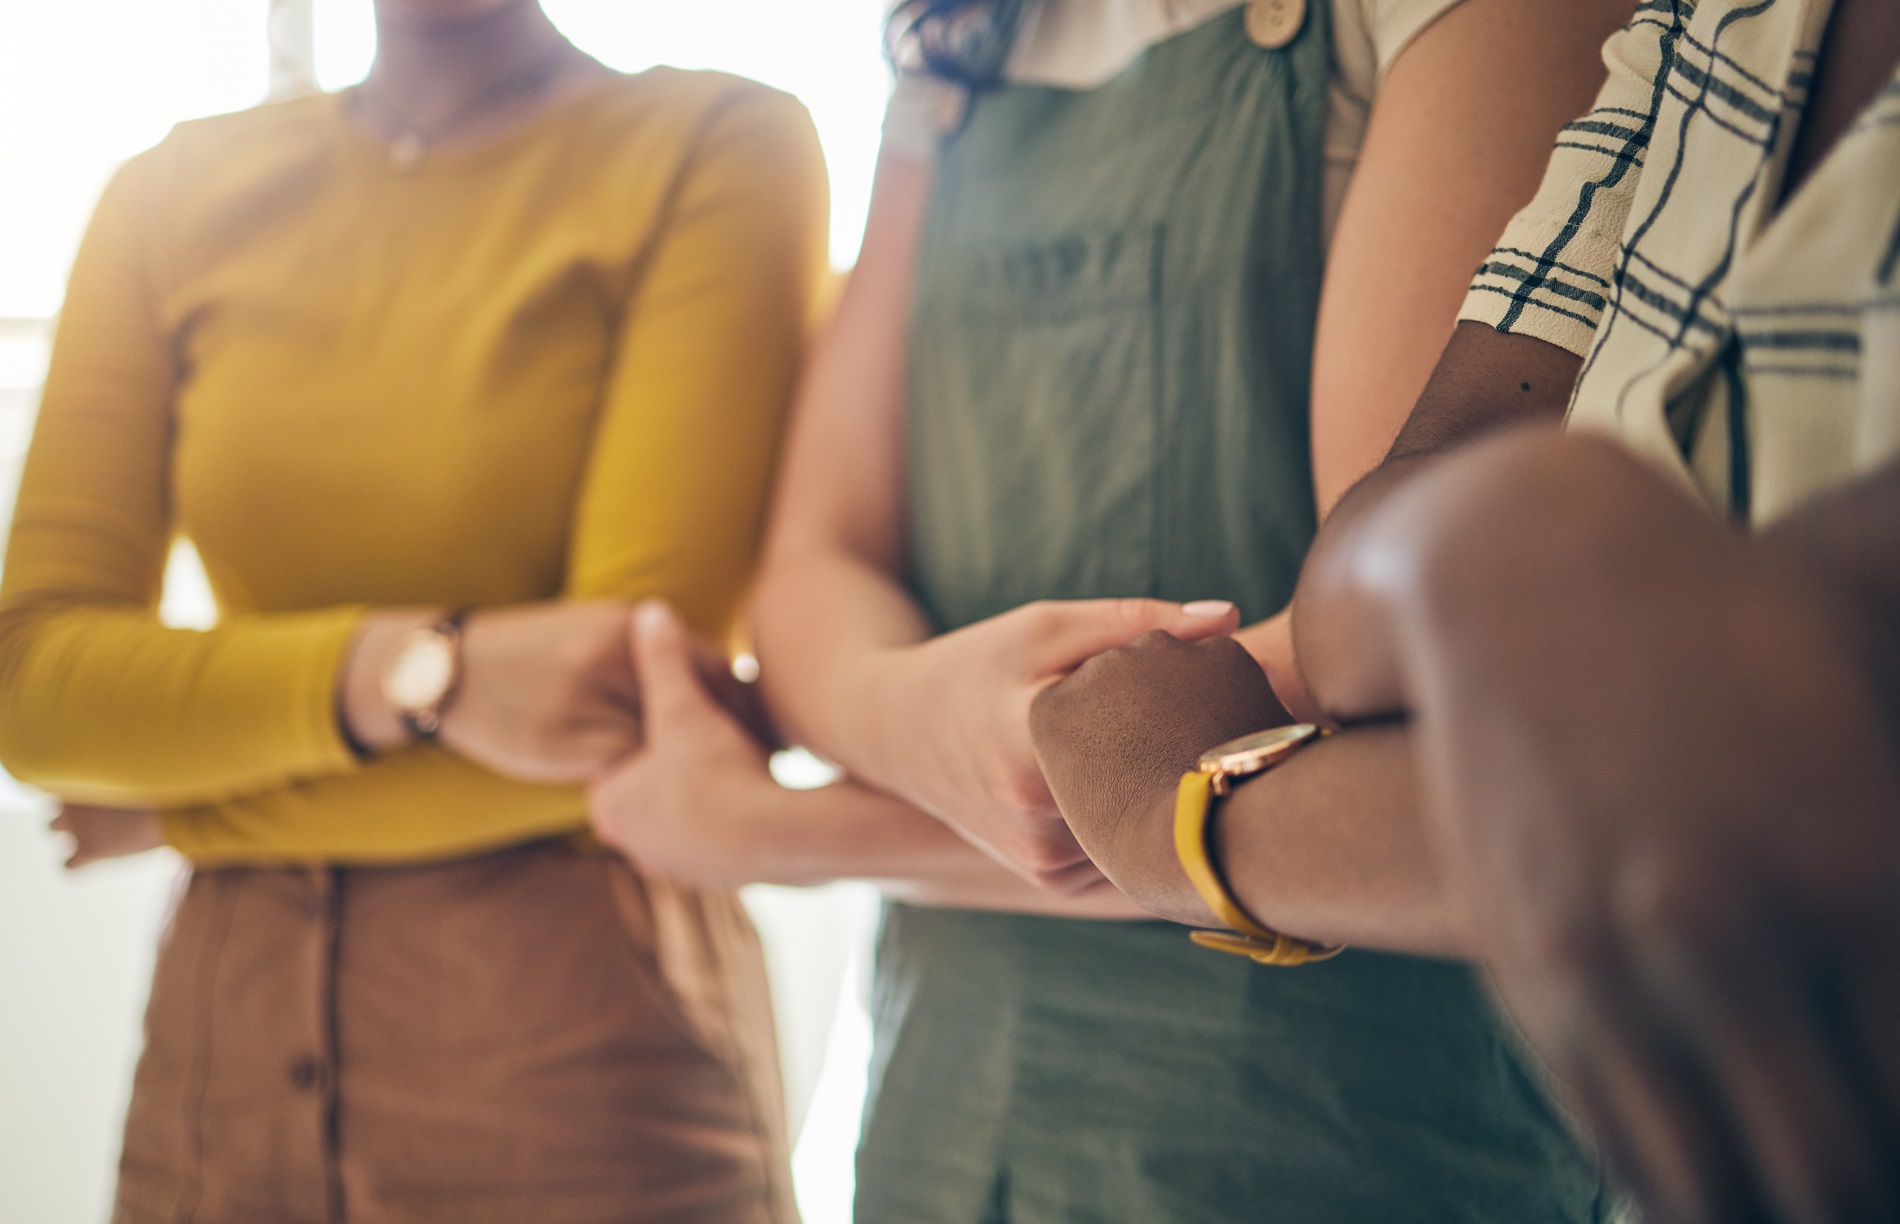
[1459,0,1900,525]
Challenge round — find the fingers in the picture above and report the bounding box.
[1034,855,1113,895]
[585,749,650,855]
[628,600,716,733]
[1633,909,1900,1224]
[1514,866,1900,1224]
[1014,597,1238,673]
[1851,921,1900,1172]
[49,804,165,870]
[1518,955,1768,1224]
[984,814,1095,891]
[1565,1039,1767,1224]
[50,807,87,870]
[1235,612,1327,726]
[690,639,784,749]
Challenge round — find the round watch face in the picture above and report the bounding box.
[1198,724,1321,775]
[385,633,456,712]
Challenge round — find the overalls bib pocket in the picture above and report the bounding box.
[908,224,1164,628]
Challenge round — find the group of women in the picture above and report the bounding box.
[0,0,1662,1219]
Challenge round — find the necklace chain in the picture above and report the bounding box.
[358,44,574,172]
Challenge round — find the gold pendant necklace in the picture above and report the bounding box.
[367,44,573,174]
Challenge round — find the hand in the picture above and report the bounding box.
[588,601,779,886]
[51,804,165,868]
[340,601,641,778]
[341,599,774,784]
[1379,431,1900,1224]
[436,601,649,782]
[857,598,1242,889]
[1233,610,1327,725]
[1030,632,1291,923]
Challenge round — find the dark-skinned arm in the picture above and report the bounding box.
[1029,641,1461,955]
[1026,325,1588,959]
[1031,0,1640,955]
[1292,322,1581,720]
[1292,0,1689,715]
[1330,426,1900,1224]
[1236,0,1634,707]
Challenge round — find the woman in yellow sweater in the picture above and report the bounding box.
[0,0,827,1219]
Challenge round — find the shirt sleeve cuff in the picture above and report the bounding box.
[288,603,370,779]
[1458,214,1622,359]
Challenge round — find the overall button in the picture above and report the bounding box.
[287,1056,328,1093]
[1246,0,1306,49]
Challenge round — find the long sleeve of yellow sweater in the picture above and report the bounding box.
[0,71,828,863]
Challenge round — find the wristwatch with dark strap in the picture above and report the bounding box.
[381,608,471,742]
[1174,724,1346,967]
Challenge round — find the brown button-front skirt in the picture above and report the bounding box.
[111,838,796,1224]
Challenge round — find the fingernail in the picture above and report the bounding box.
[1182,600,1236,618]
[635,600,672,631]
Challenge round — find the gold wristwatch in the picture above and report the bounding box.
[381,609,470,741]
[1174,724,1345,967]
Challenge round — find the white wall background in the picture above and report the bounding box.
[0,3,897,1220]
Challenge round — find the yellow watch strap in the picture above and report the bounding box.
[1173,769,1344,968]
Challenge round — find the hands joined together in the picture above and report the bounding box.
[54,432,1897,1224]
[337,599,772,783]
[834,598,1244,889]
[51,598,772,872]
[54,592,1263,899]
[1028,631,1291,923]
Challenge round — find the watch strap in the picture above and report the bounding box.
[1173,769,1344,968]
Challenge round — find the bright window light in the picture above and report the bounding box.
[314,0,891,268]
[0,1,267,317]
[0,1,891,324]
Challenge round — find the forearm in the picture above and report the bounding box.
[1294,0,1674,709]
[0,600,365,807]
[752,543,931,782]
[164,750,585,865]
[698,777,1147,918]
[1110,726,1466,958]
[1220,727,1463,957]
[750,146,933,784]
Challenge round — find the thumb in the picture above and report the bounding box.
[629,600,716,733]
[1022,597,1240,674]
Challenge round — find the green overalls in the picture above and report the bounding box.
[854,8,1611,1222]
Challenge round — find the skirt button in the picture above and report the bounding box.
[287,1056,327,1093]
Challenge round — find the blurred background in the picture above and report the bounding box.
[0,2,894,1220]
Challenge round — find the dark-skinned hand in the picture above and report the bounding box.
[1360,429,1900,1224]
[1029,630,1292,924]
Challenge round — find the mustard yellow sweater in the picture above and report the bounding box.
[0,70,828,863]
